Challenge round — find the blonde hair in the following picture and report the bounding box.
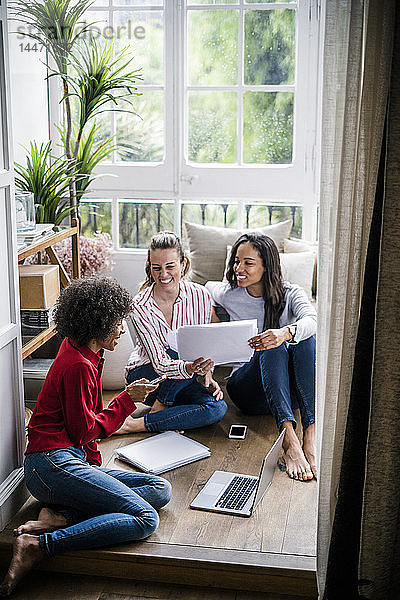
[140,231,190,291]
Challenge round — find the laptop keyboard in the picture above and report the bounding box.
[215,475,258,511]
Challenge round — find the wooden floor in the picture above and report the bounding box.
[0,570,315,600]
[0,369,317,599]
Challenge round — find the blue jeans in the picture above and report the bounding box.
[126,351,227,432]
[24,447,172,557]
[226,337,315,431]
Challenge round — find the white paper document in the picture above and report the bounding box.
[115,432,210,474]
[176,319,257,365]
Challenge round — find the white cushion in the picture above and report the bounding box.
[283,237,318,298]
[101,320,135,391]
[279,251,315,300]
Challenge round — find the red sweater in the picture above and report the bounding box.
[26,338,136,465]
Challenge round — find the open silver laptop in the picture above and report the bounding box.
[190,429,285,517]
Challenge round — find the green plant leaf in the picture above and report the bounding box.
[57,122,116,201]
[9,0,96,75]
[15,140,77,224]
[66,38,142,137]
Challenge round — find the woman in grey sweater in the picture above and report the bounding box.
[208,233,317,481]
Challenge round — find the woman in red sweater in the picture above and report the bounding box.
[0,276,171,597]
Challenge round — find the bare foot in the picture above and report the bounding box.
[114,416,146,435]
[113,412,183,436]
[149,402,183,432]
[131,402,151,418]
[303,423,317,479]
[14,507,66,537]
[149,399,167,414]
[282,422,313,481]
[0,534,42,597]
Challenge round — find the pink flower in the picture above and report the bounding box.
[25,233,114,278]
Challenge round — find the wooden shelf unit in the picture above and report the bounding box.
[18,218,80,360]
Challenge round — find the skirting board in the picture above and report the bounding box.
[0,467,29,532]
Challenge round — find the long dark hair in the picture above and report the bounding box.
[226,233,285,330]
[140,231,190,290]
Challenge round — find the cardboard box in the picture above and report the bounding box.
[19,265,60,309]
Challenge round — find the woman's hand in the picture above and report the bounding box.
[186,357,215,376]
[125,378,158,402]
[204,372,223,401]
[249,327,291,351]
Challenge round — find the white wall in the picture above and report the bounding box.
[8,21,49,165]
[0,1,28,531]
[110,251,147,296]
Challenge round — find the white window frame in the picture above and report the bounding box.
[79,1,176,194]
[48,0,322,246]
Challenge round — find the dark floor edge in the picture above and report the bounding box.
[0,537,317,597]
[106,540,317,571]
[0,534,316,573]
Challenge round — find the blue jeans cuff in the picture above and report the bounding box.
[278,417,297,431]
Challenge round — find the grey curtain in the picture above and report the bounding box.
[323,115,386,598]
[317,0,396,594]
[324,7,400,589]
[357,5,400,594]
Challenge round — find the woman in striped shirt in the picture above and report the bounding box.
[117,231,227,435]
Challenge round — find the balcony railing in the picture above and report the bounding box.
[79,199,302,249]
[180,202,301,235]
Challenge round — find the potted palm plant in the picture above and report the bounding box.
[10,0,141,225]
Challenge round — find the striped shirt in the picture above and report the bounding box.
[126,280,213,380]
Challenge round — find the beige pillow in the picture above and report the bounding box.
[223,244,314,299]
[283,237,317,253]
[223,244,232,280]
[185,219,292,285]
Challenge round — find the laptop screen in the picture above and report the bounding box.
[252,429,285,511]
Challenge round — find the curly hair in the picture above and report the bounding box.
[53,276,133,346]
[140,231,190,290]
[226,233,286,330]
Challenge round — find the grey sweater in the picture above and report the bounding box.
[205,281,316,343]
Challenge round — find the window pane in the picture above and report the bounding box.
[244,9,295,85]
[188,1,237,5]
[68,92,113,152]
[245,0,296,4]
[188,91,237,163]
[188,10,238,86]
[76,10,113,146]
[114,0,164,5]
[90,108,113,150]
[116,91,164,162]
[119,199,174,248]
[243,92,293,164]
[81,10,109,39]
[114,11,163,85]
[80,200,112,236]
[181,202,238,237]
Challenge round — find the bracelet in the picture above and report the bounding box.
[287,323,297,342]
